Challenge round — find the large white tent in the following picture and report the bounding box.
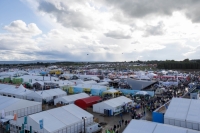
[0,84,14,90]
[54,93,89,105]
[93,96,133,115]
[0,96,42,119]
[26,88,67,102]
[20,75,59,83]
[123,120,199,133]
[164,98,200,131]
[10,104,93,133]
[0,84,32,99]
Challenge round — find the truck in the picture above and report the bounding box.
[83,122,102,133]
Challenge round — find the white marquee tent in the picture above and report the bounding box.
[93,96,133,115]
[10,104,93,133]
[164,98,200,131]
[54,93,89,105]
[26,88,67,102]
[0,84,32,99]
[0,84,14,90]
[0,96,42,119]
[123,120,199,133]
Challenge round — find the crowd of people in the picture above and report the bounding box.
[105,118,130,133]
[104,73,200,132]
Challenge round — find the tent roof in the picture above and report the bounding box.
[0,84,33,96]
[186,100,200,123]
[29,111,66,132]
[35,89,66,98]
[0,96,41,112]
[47,108,80,126]
[123,120,199,133]
[62,104,93,119]
[123,120,157,133]
[59,93,89,103]
[28,104,93,132]
[76,96,101,104]
[127,78,156,90]
[0,84,14,90]
[165,98,200,123]
[95,96,132,108]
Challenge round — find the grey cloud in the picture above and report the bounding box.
[104,31,131,39]
[131,41,140,44]
[104,0,200,23]
[34,50,107,61]
[143,21,165,37]
[38,1,93,30]
[81,36,89,39]
[122,43,192,61]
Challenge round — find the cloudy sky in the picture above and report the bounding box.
[0,0,200,61]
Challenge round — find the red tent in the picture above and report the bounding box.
[75,96,102,110]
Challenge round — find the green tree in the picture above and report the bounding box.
[183,58,189,62]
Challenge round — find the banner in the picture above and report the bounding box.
[30,126,32,133]
[13,113,17,121]
[39,119,43,129]
[24,116,27,124]
[6,124,10,131]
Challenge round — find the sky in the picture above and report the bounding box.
[0,0,200,61]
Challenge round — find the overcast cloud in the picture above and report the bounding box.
[1,0,200,61]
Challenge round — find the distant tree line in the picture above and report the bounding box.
[147,59,200,69]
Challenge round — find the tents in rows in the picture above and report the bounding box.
[0,84,32,99]
[10,104,93,133]
[69,84,108,95]
[26,88,67,102]
[0,96,42,121]
[0,84,66,102]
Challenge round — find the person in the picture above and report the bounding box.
[122,119,124,125]
[119,120,121,127]
[113,125,116,130]
[125,120,127,126]
[120,112,123,119]
[117,124,119,129]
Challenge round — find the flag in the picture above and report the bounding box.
[39,119,43,129]
[30,126,32,133]
[1,110,5,119]
[6,124,10,131]
[24,116,27,124]
[165,104,168,109]
[13,113,17,121]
